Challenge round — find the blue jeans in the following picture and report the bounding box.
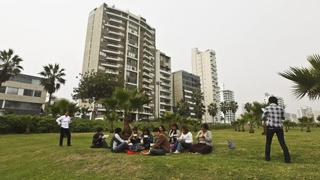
[113,142,128,153]
[150,148,167,155]
[177,141,192,152]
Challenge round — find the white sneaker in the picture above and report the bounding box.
[174,150,180,154]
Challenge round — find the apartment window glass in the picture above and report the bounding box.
[128,34,138,46]
[34,90,42,97]
[0,100,3,108]
[127,58,137,71]
[6,87,18,95]
[4,100,41,111]
[127,46,138,59]
[23,89,34,96]
[0,86,6,93]
[31,79,41,85]
[128,22,139,35]
[126,71,137,84]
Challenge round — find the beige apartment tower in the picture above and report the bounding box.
[82,4,156,119]
[192,48,220,123]
[155,50,173,118]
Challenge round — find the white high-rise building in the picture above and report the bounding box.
[155,50,173,118]
[82,3,156,119]
[221,89,235,123]
[192,48,220,123]
[297,106,314,118]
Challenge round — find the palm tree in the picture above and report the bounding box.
[191,89,205,123]
[279,54,320,100]
[39,64,66,110]
[130,90,150,121]
[208,103,218,124]
[0,49,23,87]
[229,101,239,122]
[220,101,229,123]
[101,97,119,132]
[283,120,290,132]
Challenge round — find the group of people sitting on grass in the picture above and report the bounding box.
[90,123,213,155]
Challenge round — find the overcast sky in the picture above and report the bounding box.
[1,0,320,114]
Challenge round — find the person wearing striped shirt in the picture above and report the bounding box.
[262,96,291,163]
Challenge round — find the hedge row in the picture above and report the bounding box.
[0,115,233,134]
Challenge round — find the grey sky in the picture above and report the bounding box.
[1,0,319,114]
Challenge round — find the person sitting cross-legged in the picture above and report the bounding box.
[128,127,142,152]
[111,128,128,153]
[140,128,153,150]
[143,127,170,156]
[190,123,213,154]
[174,126,193,153]
[90,127,108,148]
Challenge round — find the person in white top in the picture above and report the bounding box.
[174,126,193,153]
[56,112,72,146]
[111,127,128,152]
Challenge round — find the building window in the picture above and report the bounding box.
[128,33,138,46]
[126,58,137,71]
[31,79,41,85]
[6,87,19,95]
[0,100,3,108]
[126,71,137,84]
[4,100,42,111]
[34,90,42,97]
[0,86,6,93]
[127,45,138,59]
[23,89,34,96]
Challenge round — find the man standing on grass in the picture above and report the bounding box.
[56,112,72,146]
[262,96,291,163]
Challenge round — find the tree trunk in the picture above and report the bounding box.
[306,125,311,132]
[47,93,52,115]
[249,124,254,133]
[241,124,245,132]
[122,112,132,140]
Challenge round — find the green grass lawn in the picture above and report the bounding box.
[0,128,319,180]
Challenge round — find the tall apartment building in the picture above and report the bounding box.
[221,89,235,123]
[0,74,46,114]
[264,93,285,109]
[172,70,201,118]
[297,106,314,118]
[82,4,156,119]
[155,50,173,118]
[192,48,220,123]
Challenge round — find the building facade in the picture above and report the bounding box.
[221,89,235,123]
[192,48,220,123]
[172,70,201,118]
[82,4,156,119]
[155,50,173,118]
[0,74,46,114]
[297,106,314,118]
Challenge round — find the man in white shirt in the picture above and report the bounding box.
[56,112,72,146]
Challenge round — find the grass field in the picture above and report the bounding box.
[0,128,319,180]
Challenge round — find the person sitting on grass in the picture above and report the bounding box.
[128,127,141,152]
[90,127,109,148]
[143,127,170,156]
[140,128,153,150]
[169,123,181,152]
[174,126,193,153]
[190,123,213,154]
[111,127,128,153]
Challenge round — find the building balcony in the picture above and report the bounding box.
[100,63,120,68]
[109,18,124,24]
[104,36,121,42]
[143,60,153,67]
[143,85,153,91]
[160,95,171,100]
[143,72,152,79]
[108,30,125,37]
[105,23,125,31]
[105,70,119,75]
[107,43,124,49]
[143,66,152,72]
[103,49,123,55]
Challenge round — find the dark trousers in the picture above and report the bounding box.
[60,128,71,146]
[265,127,291,162]
[149,148,167,156]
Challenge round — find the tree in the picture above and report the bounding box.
[39,64,66,111]
[72,71,121,102]
[220,101,229,123]
[50,99,79,117]
[229,101,239,122]
[101,97,119,133]
[175,99,190,118]
[208,103,218,124]
[0,49,23,87]
[191,89,205,123]
[279,54,320,100]
[242,102,267,134]
[283,120,290,132]
[298,116,314,132]
[130,90,151,121]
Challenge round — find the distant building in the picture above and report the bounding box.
[297,106,314,118]
[192,48,220,123]
[0,74,46,114]
[285,113,298,122]
[221,89,235,123]
[313,110,320,122]
[172,70,201,118]
[155,50,173,118]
